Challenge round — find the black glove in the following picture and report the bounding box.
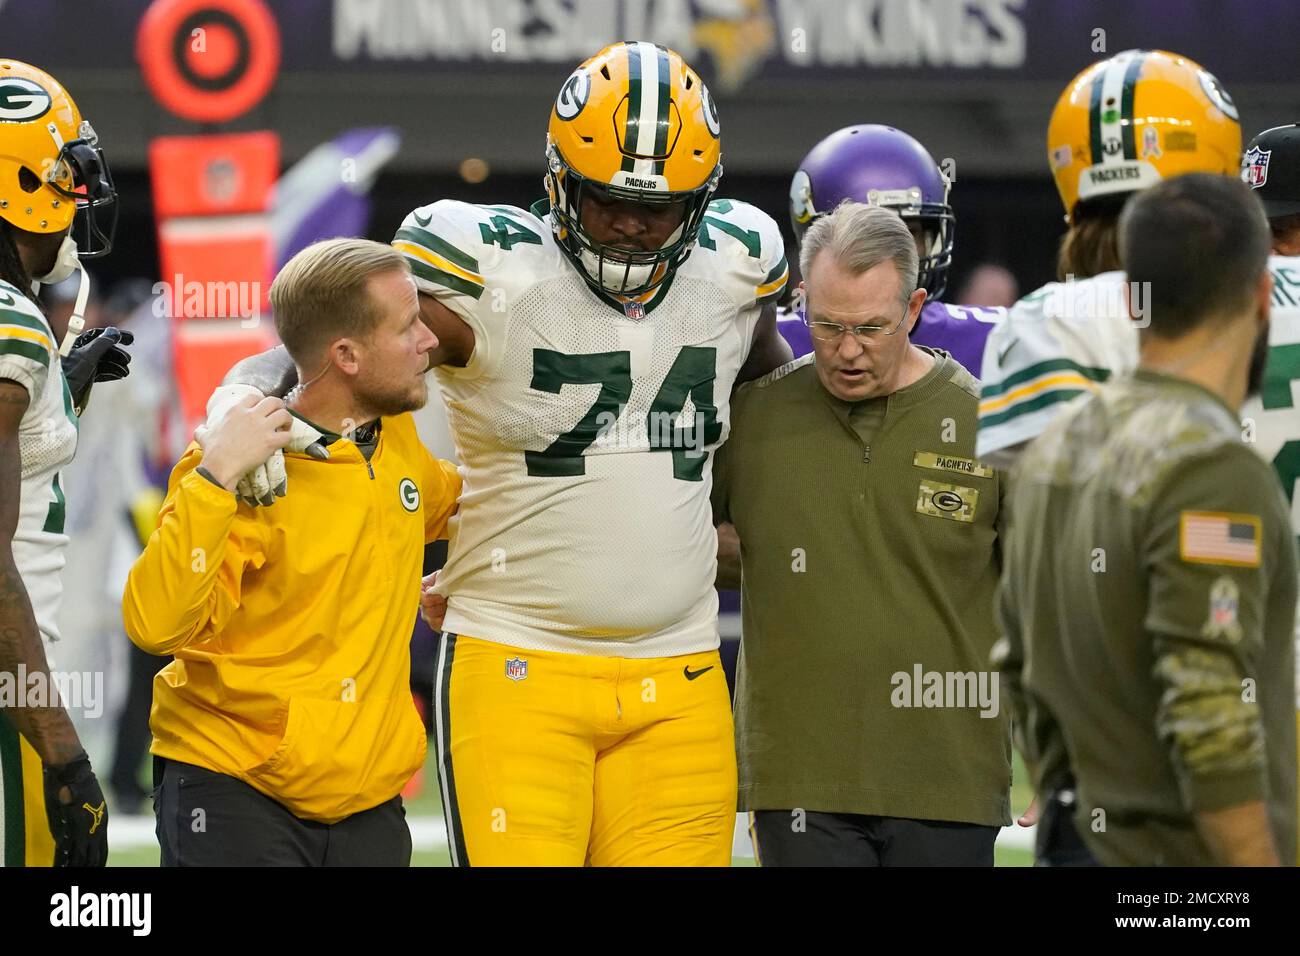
[60,327,134,411]
[43,752,109,867]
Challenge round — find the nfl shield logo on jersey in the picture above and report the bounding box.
[505,657,528,681]
[1242,146,1271,188]
[622,300,646,320]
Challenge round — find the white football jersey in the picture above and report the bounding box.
[976,271,1133,465]
[977,258,1300,702]
[394,198,787,656]
[0,280,78,646]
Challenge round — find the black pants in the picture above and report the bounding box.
[751,810,998,866]
[153,758,412,866]
[109,643,169,810]
[1035,787,1101,867]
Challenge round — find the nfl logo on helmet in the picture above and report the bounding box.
[505,657,528,681]
[1242,145,1270,187]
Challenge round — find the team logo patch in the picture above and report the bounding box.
[0,78,52,122]
[505,657,528,681]
[1202,576,1243,644]
[916,479,978,523]
[701,81,720,139]
[398,477,420,512]
[555,68,590,121]
[1242,146,1271,188]
[1179,511,1261,567]
[913,451,994,479]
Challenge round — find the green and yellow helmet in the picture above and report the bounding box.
[545,41,722,295]
[0,59,116,257]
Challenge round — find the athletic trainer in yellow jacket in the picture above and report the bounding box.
[124,240,461,862]
[123,411,459,824]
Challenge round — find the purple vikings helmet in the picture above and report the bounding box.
[790,124,955,299]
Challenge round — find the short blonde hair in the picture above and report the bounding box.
[270,238,409,362]
[800,201,919,306]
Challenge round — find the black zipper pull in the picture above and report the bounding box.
[367,460,374,480]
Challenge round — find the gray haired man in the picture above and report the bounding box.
[713,202,1012,866]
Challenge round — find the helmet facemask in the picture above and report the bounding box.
[901,205,955,300]
[547,141,720,297]
[44,123,118,259]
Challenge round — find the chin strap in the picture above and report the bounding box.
[31,234,91,357]
[56,267,91,357]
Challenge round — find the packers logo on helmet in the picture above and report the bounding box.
[0,60,117,257]
[555,68,590,122]
[0,78,52,122]
[1047,49,1242,222]
[545,41,723,297]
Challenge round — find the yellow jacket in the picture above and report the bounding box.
[123,412,461,823]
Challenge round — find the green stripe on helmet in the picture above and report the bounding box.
[653,45,671,176]
[1120,52,1147,161]
[622,41,642,173]
[1088,73,1105,166]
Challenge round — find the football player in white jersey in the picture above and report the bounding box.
[1,60,132,867]
[976,49,1242,468]
[203,42,792,866]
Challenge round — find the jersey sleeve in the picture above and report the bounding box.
[393,200,540,381]
[0,288,54,400]
[976,274,1136,465]
[700,199,789,314]
[1142,447,1287,812]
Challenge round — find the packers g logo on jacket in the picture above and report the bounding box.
[544,41,723,297]
[1046,49,1241,222]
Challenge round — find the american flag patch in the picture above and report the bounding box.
[1179,512,1262,567]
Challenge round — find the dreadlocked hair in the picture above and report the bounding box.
[0,218,36,304]
[1056,193,1127,281]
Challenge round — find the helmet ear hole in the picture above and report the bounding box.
[18,167,41,193]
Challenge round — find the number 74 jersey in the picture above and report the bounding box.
[393,197,788,657]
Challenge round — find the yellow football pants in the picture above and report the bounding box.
[0,713,56,867]
[434,633,736,866]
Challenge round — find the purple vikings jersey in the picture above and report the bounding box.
[776,300,1003,377]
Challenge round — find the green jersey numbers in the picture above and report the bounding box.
[41,473,66,535]
[697,199,761,258]
[525,346,721,480]
[479,210,543,251]
[1259,341,1300,540]
[525,350,633,477]
[646,346,722,481]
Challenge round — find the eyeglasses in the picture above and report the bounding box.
[801,303,910,343]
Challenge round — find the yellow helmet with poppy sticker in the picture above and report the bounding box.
[0,59,116,257]
[545,41,722,295]
[1048,49,1241,223]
